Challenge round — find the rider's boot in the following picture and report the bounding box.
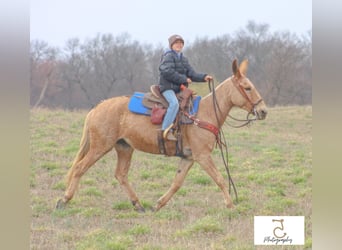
[163,123,177,141]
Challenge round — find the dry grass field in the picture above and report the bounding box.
[30,105,312,249]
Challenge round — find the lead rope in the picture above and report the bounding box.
[208,79,239,203]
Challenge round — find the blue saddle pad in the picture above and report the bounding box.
[128,92,150,115]
[189,95,201,115]
[128,92,201,116]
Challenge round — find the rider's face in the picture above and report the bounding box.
[171,40,184,52]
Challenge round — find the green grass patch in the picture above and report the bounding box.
[137,245,163,250]
[126,224,151,235]
[265,186,286,197]
[142,181,163,190]
[304,237,312,249]
[40,162,59,171]
[81,187,103,197]
[52,207,83,218]
[140,170,152,180]
[75,229,133,250]
[114,211,140,219]
[52,181,66,190]
[193,176,212,185]
[81,207,103,218]
[30,172,36,188]
[155,210,183,220]
[63,139,80,154]
[175,216,224,236]
[263,197,296,214]
[81,178,97,186]
[177,187,187,196]
[292,176,306,185]
[141,200,153,210]
[112,201,133,210]
[31,199,49,217]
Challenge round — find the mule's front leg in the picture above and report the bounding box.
[114,144,145,213]
[154,158,194,211]
[196,155,234,209]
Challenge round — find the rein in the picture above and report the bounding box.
[206,76,264,201]
[208,79,239,203]
[226,112,257,128]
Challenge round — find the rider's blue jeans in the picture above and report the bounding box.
[161,89,179,130]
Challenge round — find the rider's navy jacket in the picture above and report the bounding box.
[159,50,207,93]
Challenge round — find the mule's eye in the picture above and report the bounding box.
[245,87,251,91]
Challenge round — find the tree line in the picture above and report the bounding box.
[30,21,312,109]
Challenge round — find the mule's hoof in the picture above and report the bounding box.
[55,199,66,210]
[131,200,145,213]
[152,204,162,212]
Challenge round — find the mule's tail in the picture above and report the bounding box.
[66,113,91,187]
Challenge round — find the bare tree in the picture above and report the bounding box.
[30,21,312,109]
[185,35,233,82]
[145,45,164,85]
[62,38,96,107]
[30,40,59,107]
[265,32,310,105]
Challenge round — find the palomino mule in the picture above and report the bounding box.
[56,59,267,212]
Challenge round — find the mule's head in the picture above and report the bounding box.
[230,59,267,120]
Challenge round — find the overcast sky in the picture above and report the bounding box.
[30,0,312,48]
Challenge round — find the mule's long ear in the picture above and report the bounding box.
[232,59,241,78]
[239,59,248,76]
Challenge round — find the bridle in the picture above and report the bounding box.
[227,76,263,127]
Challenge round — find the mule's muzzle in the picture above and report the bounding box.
[256,108,267,120]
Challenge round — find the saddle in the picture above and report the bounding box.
[128,85,201,157]
[142,85,197,124]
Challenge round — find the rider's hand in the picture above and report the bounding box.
[204,75,213,82]
[186,78,192,84]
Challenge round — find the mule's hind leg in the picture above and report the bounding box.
[56,143,112,209]
[196,155,234,208]
[114,140,145,212]
[154,158,194,211]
